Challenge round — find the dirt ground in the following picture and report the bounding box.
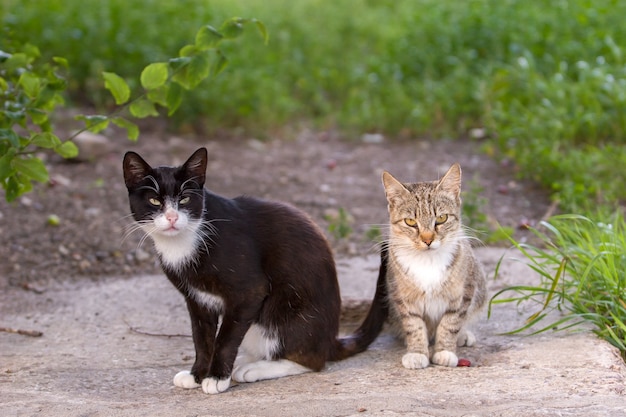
[0,127,552,290]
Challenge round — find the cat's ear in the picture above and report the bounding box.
[382,171,410,207]
[123,151,152,189]
[183,148,208,186]
[437,163,462,198]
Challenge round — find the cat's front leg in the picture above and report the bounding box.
[202,311,256,394]
[400,314,430,369]
[201,375,232,394]
[173,370,200,389]
[432,311,463,367]
[174,297,219,390]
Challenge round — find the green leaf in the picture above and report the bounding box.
[5,174,32,202]
[0,148,17,182]
[166,82,183,116]
[21,43,41,59]
[52,56,69,68]
[55,141,78,158]
[172,53,210,90]
[212,50,229,77]
[179,45,198,58]
[253,19,269,44]
[147,85,168,107]
[28,108,49,126]
[129,98,159,118]
[4,52,30,72]
[31,132,62,149]
[140,62,169,90]
[18,72,42,98]
[102,72,130,105]
[168,57,192,90]
[195,25,223,50]
[220,17,245,39]
[0,129,20,147]
[169,56,192,71]
[111,117,139,141]
[12,156,49,183]
[75,114,110,133]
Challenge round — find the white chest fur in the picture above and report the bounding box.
[189,288,225,313]
[394,242,456,294]
[151,228,200,269]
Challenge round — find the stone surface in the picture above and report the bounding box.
[1,247,624,416]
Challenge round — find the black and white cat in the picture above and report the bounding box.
[122,148,380,394]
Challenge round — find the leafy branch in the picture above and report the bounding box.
[74,17,268,141]
[0,17,268,202]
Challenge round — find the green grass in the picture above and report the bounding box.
[489,214,626,360]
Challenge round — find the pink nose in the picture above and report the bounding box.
[165,209,178,226]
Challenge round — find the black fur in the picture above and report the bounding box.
[340,247,389,353]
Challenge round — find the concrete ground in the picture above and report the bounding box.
[1,247,624,417]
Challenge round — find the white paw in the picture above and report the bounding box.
[432,350,458,367]
[402,352,429,369]
[457,329,477,347]
[232,363,258,383]
[173,371,200,389]
[201,376,232,394]
[232,359,310,383]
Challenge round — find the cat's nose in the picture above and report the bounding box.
[421,232,435,246]
[165,209,178,225]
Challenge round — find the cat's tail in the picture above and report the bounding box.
[331,247,389,361]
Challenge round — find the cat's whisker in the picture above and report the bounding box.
[120,224,146,245]
[387,239,415,253]
[115,213,137,224]
[117,215,142,241]
[206,218,231,225]
[196,228,215,255]
[460,225,486,245]
[120,219,153,245]
[368,237,394,254]
[200,218,230,249]
[363,223,390,229]
[366,241,383,254]
[136,224,159,250]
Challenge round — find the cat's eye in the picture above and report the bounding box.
[180,196,191,205]
[435,214,448,225]
[404,218,417,227]
[148,198,161,206]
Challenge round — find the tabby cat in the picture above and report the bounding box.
[354,163,487,369]
[122,148,378,394]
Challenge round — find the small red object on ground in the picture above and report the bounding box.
[457,358,471,367]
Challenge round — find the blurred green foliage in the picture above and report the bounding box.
[2,0,626,213]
